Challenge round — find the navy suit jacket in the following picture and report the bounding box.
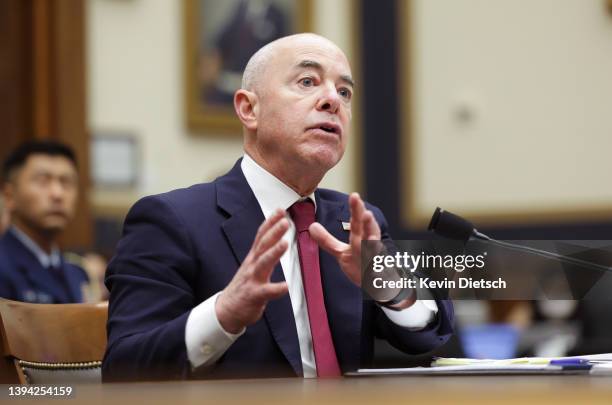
[0,230,88,303]
[103,159,454,381]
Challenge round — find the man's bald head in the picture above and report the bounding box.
[234,32,353,195]
[241,33,347,94]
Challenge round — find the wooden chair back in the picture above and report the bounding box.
[0,298,108,384]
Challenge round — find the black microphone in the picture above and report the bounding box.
[428,207,485,243]
[428,207,612,274]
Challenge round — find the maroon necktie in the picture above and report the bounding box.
[288,200,341,377]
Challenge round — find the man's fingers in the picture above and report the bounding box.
[255,217,289,256]
[309,222,346,258]
[245,209,286,264]
[253,239,288,280]
[253,209,285,247]
[349,193,364,239]
[363,210,381,240]
[259,281,289,301]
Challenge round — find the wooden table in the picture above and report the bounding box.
[6,375,612,404]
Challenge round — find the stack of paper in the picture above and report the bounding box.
[432,354,612,366]
[348,354,612,376]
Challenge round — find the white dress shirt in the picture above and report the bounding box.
[185,154,438,376]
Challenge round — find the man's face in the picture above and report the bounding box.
[4,154,78,235]
[254,37,353,173]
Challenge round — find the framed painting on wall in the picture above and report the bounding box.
[184,0,313,134]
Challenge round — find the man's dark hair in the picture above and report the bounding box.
[2,140,78,182]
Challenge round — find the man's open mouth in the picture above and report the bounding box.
[310,123,341,135]
[319,126,337,133]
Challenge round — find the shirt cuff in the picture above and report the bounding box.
[185,291,245,369]
[381,300,439,331]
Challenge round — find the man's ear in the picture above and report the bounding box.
[234,89,258,131]
[2,182,15,212]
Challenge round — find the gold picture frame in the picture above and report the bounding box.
[184,0,313,134]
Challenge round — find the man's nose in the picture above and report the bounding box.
[315,84,340,114]
[48,180,65,201]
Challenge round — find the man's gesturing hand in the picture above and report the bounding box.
[309,193,380,287]
[216,209,290,334]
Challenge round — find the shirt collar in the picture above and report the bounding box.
[241,154,316,218]
[9,226,62,269]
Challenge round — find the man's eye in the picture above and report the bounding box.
[33,174,52,185]
[60,176,78,189]
[339,88,352,100]
[300,77,314,87]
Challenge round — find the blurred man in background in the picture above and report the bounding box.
[0,141,89,303]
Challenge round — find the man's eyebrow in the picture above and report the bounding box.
[297,59,322,70]
[295,59,354,87]
[340,74,355,88]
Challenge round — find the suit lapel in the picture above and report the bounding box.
[315,193,363,372]
[217,159,303,376]
[261,265,304,376]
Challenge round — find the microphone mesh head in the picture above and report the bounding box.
[428,207,475,242]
